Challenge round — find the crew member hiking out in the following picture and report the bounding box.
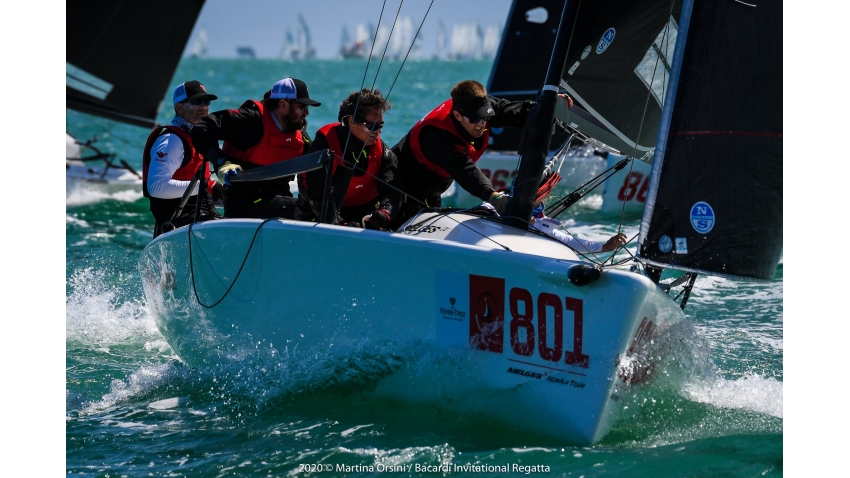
[390,79,572,229]
[295,89,400,229]
[143,80,222,238]
[190,77,321,219]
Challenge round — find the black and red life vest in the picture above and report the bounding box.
[408,99,490,178]
[142,125,210,199]
[221,100,304,166]
[315,122,383,207]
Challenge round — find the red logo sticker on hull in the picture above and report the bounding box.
[469,275,505,353]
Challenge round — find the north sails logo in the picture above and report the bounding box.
[596,28,616,54]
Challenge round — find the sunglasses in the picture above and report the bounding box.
[187,98,212,106]
[288,100,308,112]
[464,114,492,124]
[353,117,384,130]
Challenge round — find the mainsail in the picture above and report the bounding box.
[638,0,783,281]
[66,0,206,128]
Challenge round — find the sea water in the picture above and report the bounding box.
[66,59,783,476]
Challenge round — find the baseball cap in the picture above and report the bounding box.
[173,80,218,105]
[451,95,494,122]
[269,78,321,106]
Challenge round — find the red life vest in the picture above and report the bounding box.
[142,125,210,199]
[315,123,383,207]
[221,100,304,166]
[408,98,490,178]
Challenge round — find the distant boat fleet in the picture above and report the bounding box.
[188,15,502,61]
[340,18,502,60]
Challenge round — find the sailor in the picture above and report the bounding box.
[190,77,321,219]
[142,80,222,238]
[295,89,400,229]
[530,203,627,253]
[390,79,573,229]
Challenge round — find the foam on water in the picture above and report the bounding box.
[66,267,161,346]
[66,182,143,207]
[75,361,188,416]
[683,374,783,418]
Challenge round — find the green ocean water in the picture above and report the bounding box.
[66,59,782,476]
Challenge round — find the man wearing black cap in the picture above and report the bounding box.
[390,79,568,229]
[142,80,222,238]
[190,77,321,219]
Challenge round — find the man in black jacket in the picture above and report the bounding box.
[190,77,321,219]
[391,79,559,229]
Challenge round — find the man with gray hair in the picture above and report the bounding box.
[142,80,222,237]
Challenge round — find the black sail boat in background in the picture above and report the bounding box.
[454,0,684,212]
[66,0,206,193]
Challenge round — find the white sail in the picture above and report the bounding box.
[188,28,207,59]
[435,21,446,59]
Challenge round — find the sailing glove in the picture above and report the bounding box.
[364,209,391,230]
[219,163,243,186]
[489,191,510,215]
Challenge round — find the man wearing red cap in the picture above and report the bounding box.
[390,80,573,229]
[142,80,222,237]
[190,77,321,219]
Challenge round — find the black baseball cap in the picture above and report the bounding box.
[173,80,217,105]
[269,77,321,106]
[451,95,494,122]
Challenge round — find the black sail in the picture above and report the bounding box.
[66,0,206,128]
[487,0,682,155]
[638,0,783,280]
[487,0,565,151]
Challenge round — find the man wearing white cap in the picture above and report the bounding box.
[190,77,321,219]
[142,80,222,237]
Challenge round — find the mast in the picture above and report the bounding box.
[503,0,580,229]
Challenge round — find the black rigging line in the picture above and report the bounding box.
[340,0,389,166]
[337,0,436,211]
[351,0,435,175]
[613,0,678,269]
[370,0,405,91]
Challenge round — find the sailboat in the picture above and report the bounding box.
[139,0,781,445]
[66,0,205,195]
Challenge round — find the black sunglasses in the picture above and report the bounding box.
[187,98,212,106]
[287,100,308,112]
[353,117,384,130]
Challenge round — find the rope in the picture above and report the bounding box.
[616,0,678,241]
[188,218,275,308]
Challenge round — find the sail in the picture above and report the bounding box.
[638,0,783,281]
[66,0,205,128]
[486,0,562,151]
[487,0,681,155]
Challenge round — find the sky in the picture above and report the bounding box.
[183,0,514,59]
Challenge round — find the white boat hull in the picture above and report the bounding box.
[66,159,143,194]
[139,214,684,444]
